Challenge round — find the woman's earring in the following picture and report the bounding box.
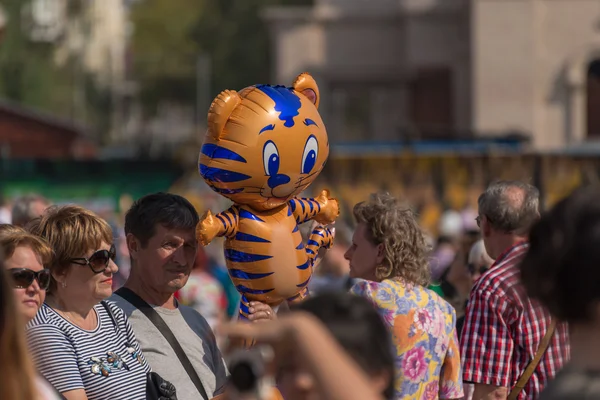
[61,281,67,288]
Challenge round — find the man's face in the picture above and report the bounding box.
[131,225,198,293]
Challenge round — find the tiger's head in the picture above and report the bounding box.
[198,72,329,211]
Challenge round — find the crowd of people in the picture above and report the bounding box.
[0,179,595,399]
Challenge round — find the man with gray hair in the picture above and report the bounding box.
[11,194,50,227]
[460,181,569,400]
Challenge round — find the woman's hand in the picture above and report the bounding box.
[248,301,276,323]
[218,313,384,400]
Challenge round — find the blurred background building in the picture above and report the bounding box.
[264,0,600,151]
[0,0,598,219]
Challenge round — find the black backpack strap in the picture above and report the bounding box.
[100,301,119,332]
[115,287,209,400]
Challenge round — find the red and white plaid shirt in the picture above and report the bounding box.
[460,242,570,400]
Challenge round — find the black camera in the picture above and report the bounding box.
[227,345,275,399]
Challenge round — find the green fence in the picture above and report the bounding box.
[0,160,185,212]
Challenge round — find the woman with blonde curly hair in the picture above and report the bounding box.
[346,193,464,400]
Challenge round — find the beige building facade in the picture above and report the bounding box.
[263,0,600,150]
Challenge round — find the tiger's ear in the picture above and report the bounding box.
[208,90,242,139]
[292,72,320,109]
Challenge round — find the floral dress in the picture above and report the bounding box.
[351,279,464,400]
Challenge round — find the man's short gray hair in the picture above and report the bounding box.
[478,181,540,234]
[11,194,50,227]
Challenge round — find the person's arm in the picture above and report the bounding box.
[60,390,89,400]
[460,289,514,400]
[27,326,88,399]
[439,313,465,400]
[220,313,384,400]
[471,384,508,400]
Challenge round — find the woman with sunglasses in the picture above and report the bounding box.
[0,227,52,322]
[0,226,63,399]
[25,205,151,400]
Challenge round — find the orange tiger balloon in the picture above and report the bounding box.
[197,72,339,319]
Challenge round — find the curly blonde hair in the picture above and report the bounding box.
[353,192,431,286]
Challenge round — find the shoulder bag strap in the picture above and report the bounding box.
[507,318,557,400]
[115,287,209,400]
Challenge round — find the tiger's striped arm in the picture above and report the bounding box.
[287,287,310,305]
[196,207,239,246]
[305,225,334,265]
[289,189,340,225]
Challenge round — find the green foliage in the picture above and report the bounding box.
[130,0,313,115]
[0,0,63,110]
[0,0,111,134]
[130,0,202,113]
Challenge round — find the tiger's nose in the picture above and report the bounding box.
[267,174,290,189]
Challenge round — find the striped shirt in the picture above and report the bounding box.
[460,242,570,399]
[27,301,151,400]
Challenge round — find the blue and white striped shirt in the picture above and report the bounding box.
[27,301,150,400]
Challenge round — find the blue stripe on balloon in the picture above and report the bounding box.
[229,269,274,280]
[307,240,319,247]
[259,124,275,134]
[225,249,272,263]
[297,277,311,288]
[201,144,247,163]
[256,85,301,128]
[238,209,265,222]
[234,232,271,243]
[216,215,227,230]
[222,212,232,227]
[287,205,292,216]
[200,164,251,183]
[296,260,310,270]
[296,242,304,250]
[292,226,299,233]
[239,304,250,316]
[304,119,318,127]
[236,285,274,295]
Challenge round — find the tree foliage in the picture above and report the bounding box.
[130,0,313,115]
[0,0,111,136]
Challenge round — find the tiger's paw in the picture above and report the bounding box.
[196,210,220,246]
[314,189,340,225]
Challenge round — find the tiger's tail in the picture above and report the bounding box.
[305,225,334,266]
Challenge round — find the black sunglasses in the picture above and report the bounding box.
[9,268,51,290]
[69,244,116,274]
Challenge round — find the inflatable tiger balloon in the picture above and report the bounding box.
[197,72,339,319]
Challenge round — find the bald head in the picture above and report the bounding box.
[478,181,540,234]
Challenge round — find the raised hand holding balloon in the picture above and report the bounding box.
[197,72,339,322]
